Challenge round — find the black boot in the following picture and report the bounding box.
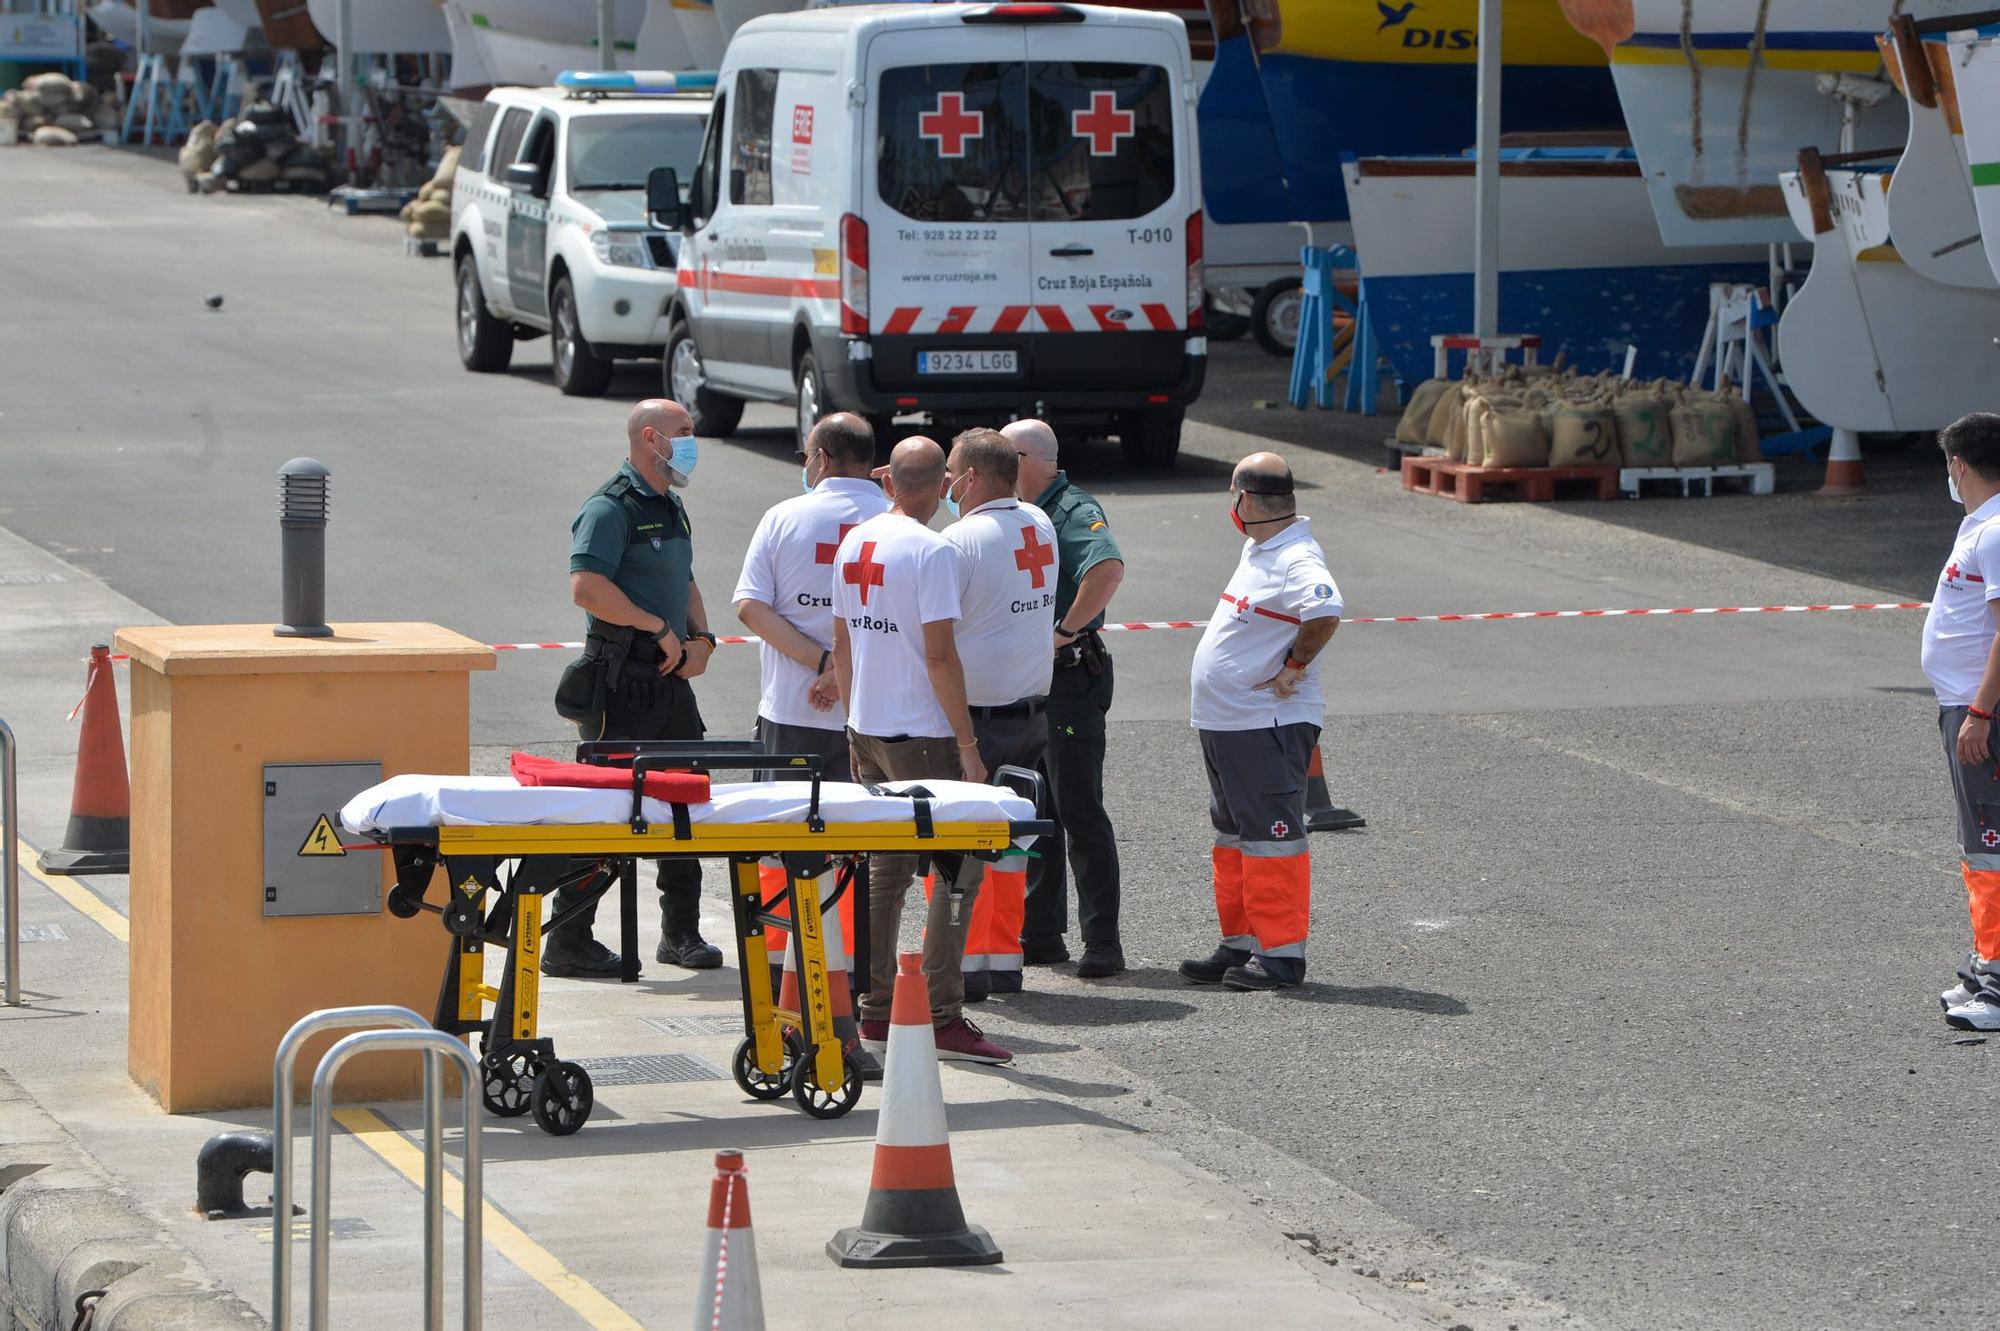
[1177,944,1250,985]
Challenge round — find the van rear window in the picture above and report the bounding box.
[877,61,1172,224]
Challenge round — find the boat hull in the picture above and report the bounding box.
[303,0,450,54]
[1885,28,1995,290]
[1954,33,2000,287]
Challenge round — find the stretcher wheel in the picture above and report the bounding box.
[480,1051,535,1118]
[530,1061,593,1136]
[731,1036,790,1100]
[791,1048,863,1120]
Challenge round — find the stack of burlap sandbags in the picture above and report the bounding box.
[1,72,117,145]
[1395,365,1764,471]
[400,144,460,241]
[178,119,222,190]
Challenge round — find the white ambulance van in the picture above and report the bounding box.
[656,2,1207,467]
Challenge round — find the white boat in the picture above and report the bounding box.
[303,0,449,53]
[714,0,795,43]
[444,0,699,92]
[633,0,697,70]
[213,0,262,29]
[1602,0,1994,248]
[671,0,724,69]
[1877,17,1994,289]
[1340,147,1766,385]
[180,5,261,55]
[86,2,194,55]
[1775,162,2000,433]
[1952,29,2000,286]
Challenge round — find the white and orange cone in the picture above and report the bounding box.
[1817,426,1866,496]
[775,879,877,1076]
[827,952,1002,1269]
[696,1150,765,1331]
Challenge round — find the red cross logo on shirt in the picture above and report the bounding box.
[1948,562,1986,585]
[1221,592,1249,616]
[815,523,858,566]
[1015,526,1055,589]
[1984,828,2000,848]
[1072,91,1136,156]
[919,92,984,159]
[843,540,886,606]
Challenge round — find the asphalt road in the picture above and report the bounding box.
[0,145,1983,1331]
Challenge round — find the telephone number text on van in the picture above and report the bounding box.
[897,227,1000,243]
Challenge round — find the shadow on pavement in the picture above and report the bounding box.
[984,989,1196,1026]
[1276,981,1469,1015]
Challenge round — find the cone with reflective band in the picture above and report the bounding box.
[827,952,1001,1269]
[1302,744,1365,833]
[1816,426,1865,497]
[696,1150,765,1331]
[39,644,131,875]
[762,862,856,994]
[775,876,871,1068]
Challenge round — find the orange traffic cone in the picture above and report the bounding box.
[1817,426,1865,496]
[696,1150,765,1331]
[827,952,1001,1269]
[775,874,877,1078]
[1302,745,1364,833]
[39,644,131,875]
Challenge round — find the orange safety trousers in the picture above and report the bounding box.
[1211,841,1310,956]
[919,862,1024,975]
[1965,864,2000,961]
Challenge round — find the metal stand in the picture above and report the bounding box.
[1,717,17,1006]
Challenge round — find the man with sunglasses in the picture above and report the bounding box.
[1181,452,1342,992]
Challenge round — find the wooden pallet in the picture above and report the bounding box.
[1400,456,1619,504]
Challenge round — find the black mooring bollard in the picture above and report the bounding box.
[275,457,332,638]
[195,1129,274,1218]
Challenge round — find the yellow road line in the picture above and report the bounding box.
[15,841,129,942]
[330,1107,642,1331]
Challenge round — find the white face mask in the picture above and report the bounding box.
[1951,458,1964,505]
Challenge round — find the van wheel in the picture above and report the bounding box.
[1251,277,1303,358]
[1204,293,1249,342]
[1119,408,1183,470]
[794,351,828,453]
[666,322,744,437]
[457,255,513,373]
[551,276,612,397]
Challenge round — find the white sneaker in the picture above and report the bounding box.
[1943,982,1976,1010]
[1944,995,2000,1031]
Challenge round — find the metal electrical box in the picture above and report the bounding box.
[262,762,383,917]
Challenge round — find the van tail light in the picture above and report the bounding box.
[1185,210,1203,331]
[962,3,1085,22]
[841,212,869,335]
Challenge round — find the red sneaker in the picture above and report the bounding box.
[933,1017,1012,1064]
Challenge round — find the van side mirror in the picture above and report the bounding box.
[503,161,544,194]
[647,166,682,229]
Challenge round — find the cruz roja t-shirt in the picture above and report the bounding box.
[733,477,891,730]
[1923,493,2000,707]
[1190,518,1344,732]
[832,511,963,739]
[943,497,1058,707]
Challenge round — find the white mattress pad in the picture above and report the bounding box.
[340,773,1037,838]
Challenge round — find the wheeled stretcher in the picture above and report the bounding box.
[339,742,1047,1135]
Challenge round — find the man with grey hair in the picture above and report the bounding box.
[1003,418,1128,979]
[544,398,722,978]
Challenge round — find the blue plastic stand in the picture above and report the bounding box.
[1288,243,1395,415]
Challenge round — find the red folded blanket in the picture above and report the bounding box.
[510,752,712,804]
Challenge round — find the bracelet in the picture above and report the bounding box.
[1055,625,1079,640]
[652,625,675,646]
[957,739,979,748]
[1973,706,1996,722]
[1284,654,1310,671]
[817,650,831,675]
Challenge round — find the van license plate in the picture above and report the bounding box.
[918,350,1018,375]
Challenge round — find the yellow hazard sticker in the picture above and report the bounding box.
[813,247,837,275]
[297,814,345,857]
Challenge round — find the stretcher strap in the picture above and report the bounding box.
[866,784,936,839]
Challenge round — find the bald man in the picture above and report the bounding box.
[1182,452,1341,992]
[545,399,723,979]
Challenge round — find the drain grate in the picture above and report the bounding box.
[20,923,67,942]
[640,1015,743,1039]
[574,1053,728,1086]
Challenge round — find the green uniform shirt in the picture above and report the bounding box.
[570,462,693,638]
[1033,471,1122,631]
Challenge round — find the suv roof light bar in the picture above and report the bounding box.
[555,70,719,98]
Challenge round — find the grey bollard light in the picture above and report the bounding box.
[276,458,333,638]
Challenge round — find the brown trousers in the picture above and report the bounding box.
[849,730,983,1027]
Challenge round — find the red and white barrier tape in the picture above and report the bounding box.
[96,600,1930,664]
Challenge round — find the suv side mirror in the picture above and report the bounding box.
[503,161,544,194]
[647,166,682,229]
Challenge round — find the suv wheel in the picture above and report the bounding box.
[551,276,613,397]
[666,322,744,437]
[456,254,513,372]
[1251,277,1303,358]
[1119,407,1184,470]
[794,351,826,454]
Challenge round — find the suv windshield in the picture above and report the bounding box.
[877,61,1171,223]
[567,112,708,192]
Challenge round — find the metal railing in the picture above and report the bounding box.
[2,716,18,1006]
[271,1007,479,1330]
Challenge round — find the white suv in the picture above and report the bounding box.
[451,72,712,396]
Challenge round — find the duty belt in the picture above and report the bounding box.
[968,698,1046,721]
[1055,630,1108,675]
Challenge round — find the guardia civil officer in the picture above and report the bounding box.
[1003,419,1127,979]
[1181,452,1341,992]
[732,412,890,776]
[942,428,1057,999]
[543,398,723,978]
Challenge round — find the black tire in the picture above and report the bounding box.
[550,275,613,397]
[529,1061,593,1136]
[1251,277,1304,358]
[1119,407,1184,470]
[731,1036,790,1100]
[665,321,744,437]
[795,350,827,454]
[479,1049,534,1118]
[456,254,513,373]
[791,1048,864,1119]
[1204,293,1249,342]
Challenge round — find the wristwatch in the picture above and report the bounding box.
[687,629,718,648]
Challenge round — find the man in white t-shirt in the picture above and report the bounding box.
[831,436,1012,1065]
[941,428,1057,1000]
[1181,452,1342,993]
[1923,415,2000,1031]
[733,412,890,778]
